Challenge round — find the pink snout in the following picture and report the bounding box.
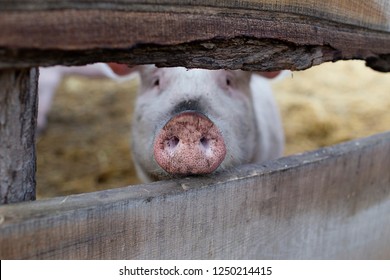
[153,112,226,175]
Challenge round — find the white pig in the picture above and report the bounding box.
[37,63,133,133]
[38,64,284,183]
[128,65,284,182]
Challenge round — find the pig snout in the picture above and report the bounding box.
[153,111,226,175]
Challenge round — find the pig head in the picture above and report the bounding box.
[129,65,284,182]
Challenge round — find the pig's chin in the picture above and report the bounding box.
[148,164,227,181]
[152,111,227,177]
[148,156,238,181]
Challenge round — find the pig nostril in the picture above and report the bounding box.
[167,136,179,149]
[200,137,209,149]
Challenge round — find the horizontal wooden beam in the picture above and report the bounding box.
[0,1,390,71]
[1,131,389,259]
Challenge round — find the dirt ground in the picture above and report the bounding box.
[36,61,390,198]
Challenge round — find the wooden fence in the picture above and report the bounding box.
[0,0,390,259]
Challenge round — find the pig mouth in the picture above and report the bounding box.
[153,111,226,176]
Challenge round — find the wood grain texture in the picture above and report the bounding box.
[0,1,390,71]
[0,69,38,204]
[0,131,389,259]
[2,0,389,32]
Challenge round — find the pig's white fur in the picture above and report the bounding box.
[250,74,284,162]
[38,64,284,183]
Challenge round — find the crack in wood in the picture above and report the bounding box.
[1,37,384,71]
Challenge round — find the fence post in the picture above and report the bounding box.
[0,68,38,204]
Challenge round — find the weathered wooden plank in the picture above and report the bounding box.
[0,131,389,259]
[0,1,390,71]
[2,0,389,32]
[0,68,38,204]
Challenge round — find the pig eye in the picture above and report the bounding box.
[153,79,160,87]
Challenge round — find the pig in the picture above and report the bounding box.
[37,63,133,133]
[38,64,284,183]
[127,65,284,182]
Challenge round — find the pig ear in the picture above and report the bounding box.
[106,63,136,76]
[255,71,282,79]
